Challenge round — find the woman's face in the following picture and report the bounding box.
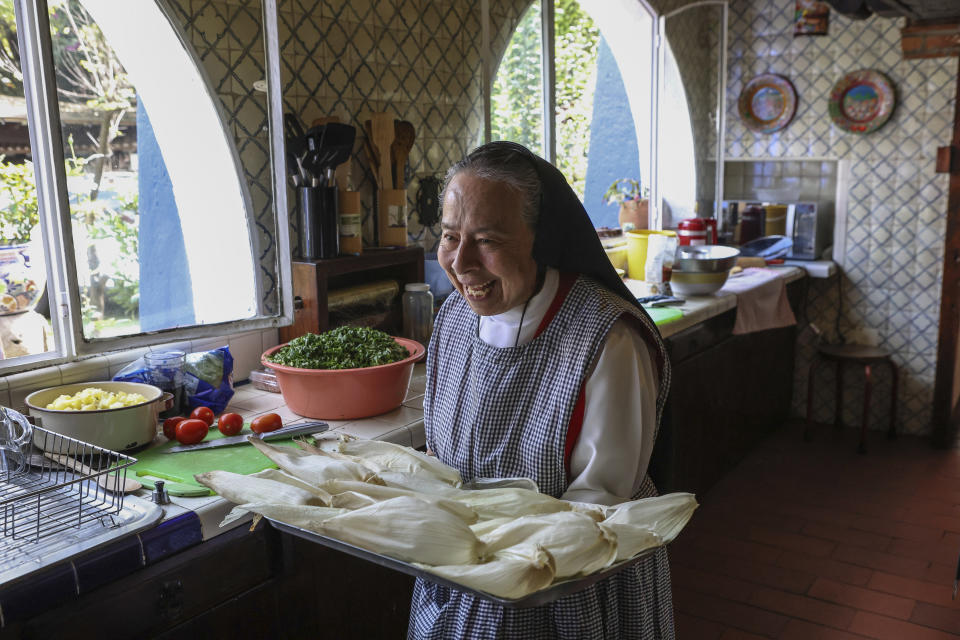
[438,172,539,316]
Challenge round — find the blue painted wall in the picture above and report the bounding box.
[582,37,642,229]
[137,102,194,331]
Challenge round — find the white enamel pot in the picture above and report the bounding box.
[25,381,172,452]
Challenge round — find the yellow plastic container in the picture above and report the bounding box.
[626,230,676,280]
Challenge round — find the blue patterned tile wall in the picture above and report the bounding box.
[725,0,957,435]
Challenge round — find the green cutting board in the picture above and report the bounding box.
[645,306,684,325]
[129,427,309,496]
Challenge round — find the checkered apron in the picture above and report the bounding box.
[409,276,675,640]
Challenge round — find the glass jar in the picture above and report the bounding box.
[144,350,186,418]
[402,283,434,347]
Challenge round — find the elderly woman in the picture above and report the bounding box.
[408,141,674,639]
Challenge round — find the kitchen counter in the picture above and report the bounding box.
[0,265,805,638]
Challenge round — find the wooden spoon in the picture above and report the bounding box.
[44,451,142,494]
[392,120,415,189]
[370,112,395,191]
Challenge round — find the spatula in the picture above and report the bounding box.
[363,119,380,188]
[392,120,415,189]
[370,111,395,191]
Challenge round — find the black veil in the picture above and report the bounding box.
[468,141,653,319]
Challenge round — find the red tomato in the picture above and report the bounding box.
[250,413,282,434]
[189,406,215,426]
[217,412,244,436]
[162,416,185,440]
[175,418,209,445]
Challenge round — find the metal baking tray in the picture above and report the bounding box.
[268,518,657,608]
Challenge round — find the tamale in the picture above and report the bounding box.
[319,495,484,565]
[479,511,617,578]
[333,437,462,487]
[248,438,384,485]
[601,492,698,544]
[195,470,330,507]
[318,479,477,523]
[416,544,557,600]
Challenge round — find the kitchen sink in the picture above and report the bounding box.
[0,420,163,587]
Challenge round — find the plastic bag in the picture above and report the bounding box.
[113,345,235,413]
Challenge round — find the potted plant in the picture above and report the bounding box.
[0,158,45,316]
[602,178,650,232]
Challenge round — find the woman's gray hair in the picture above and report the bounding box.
[440,143,542,230]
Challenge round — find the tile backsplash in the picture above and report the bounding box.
[726,1,956,435]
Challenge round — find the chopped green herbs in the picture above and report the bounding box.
[268,327,409,370]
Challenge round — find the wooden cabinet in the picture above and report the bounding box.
[280,247,425,342]
[649,278,805,497]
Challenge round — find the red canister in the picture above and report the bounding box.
[677,218,707,246]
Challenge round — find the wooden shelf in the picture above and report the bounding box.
[279,247,424,342]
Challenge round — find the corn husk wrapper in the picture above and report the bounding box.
[195,470,329,507]
[318,479,477,523]
[249,438,384,486]
[378,470,463,496]
[451,486,571,522]
[566,500,606,522]
[601,492,698,545]
[250,468,334,502]
[224,502,348,529]
[415,544,557,600]
[469,516,514,537]
[479,511,617,578]
[319,495,484,566]
[333,437,462,487]
[597,522,662,561]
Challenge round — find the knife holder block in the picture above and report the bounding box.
[378,188,408,247]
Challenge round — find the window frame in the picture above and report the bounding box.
[4,0,292,375]
[484,0,660,223]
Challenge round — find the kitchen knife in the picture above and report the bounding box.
[163,421,329,453]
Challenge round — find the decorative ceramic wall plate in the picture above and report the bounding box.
[737,74,797,134]
[828,69,895,134]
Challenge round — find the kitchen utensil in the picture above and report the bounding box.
[363,120,380,188]
[0,406,31,474]
[370,112,395,192]
[43,451,142,494]
[317,123,357,183]
[672,244,740,273]
[669,271,730,296]
[25,381,172,452]
[127,428,323,496]
[392,120,415,189]
[164,420,328,453]
[261,337,425,420]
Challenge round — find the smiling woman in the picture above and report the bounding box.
[0,0,290,370]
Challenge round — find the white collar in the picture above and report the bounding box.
[478,268,560,347]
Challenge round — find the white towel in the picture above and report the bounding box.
[720,268,797,335]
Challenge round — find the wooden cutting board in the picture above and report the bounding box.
[129,427,312,496]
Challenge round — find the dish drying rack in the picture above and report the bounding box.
[0,423,137,544]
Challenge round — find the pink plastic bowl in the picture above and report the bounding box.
[261,337,425,420]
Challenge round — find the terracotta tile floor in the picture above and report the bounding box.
[669,421,960,639]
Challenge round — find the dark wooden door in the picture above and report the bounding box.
[932,64,960,448]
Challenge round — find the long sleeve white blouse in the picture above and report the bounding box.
[478,268,659,506]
